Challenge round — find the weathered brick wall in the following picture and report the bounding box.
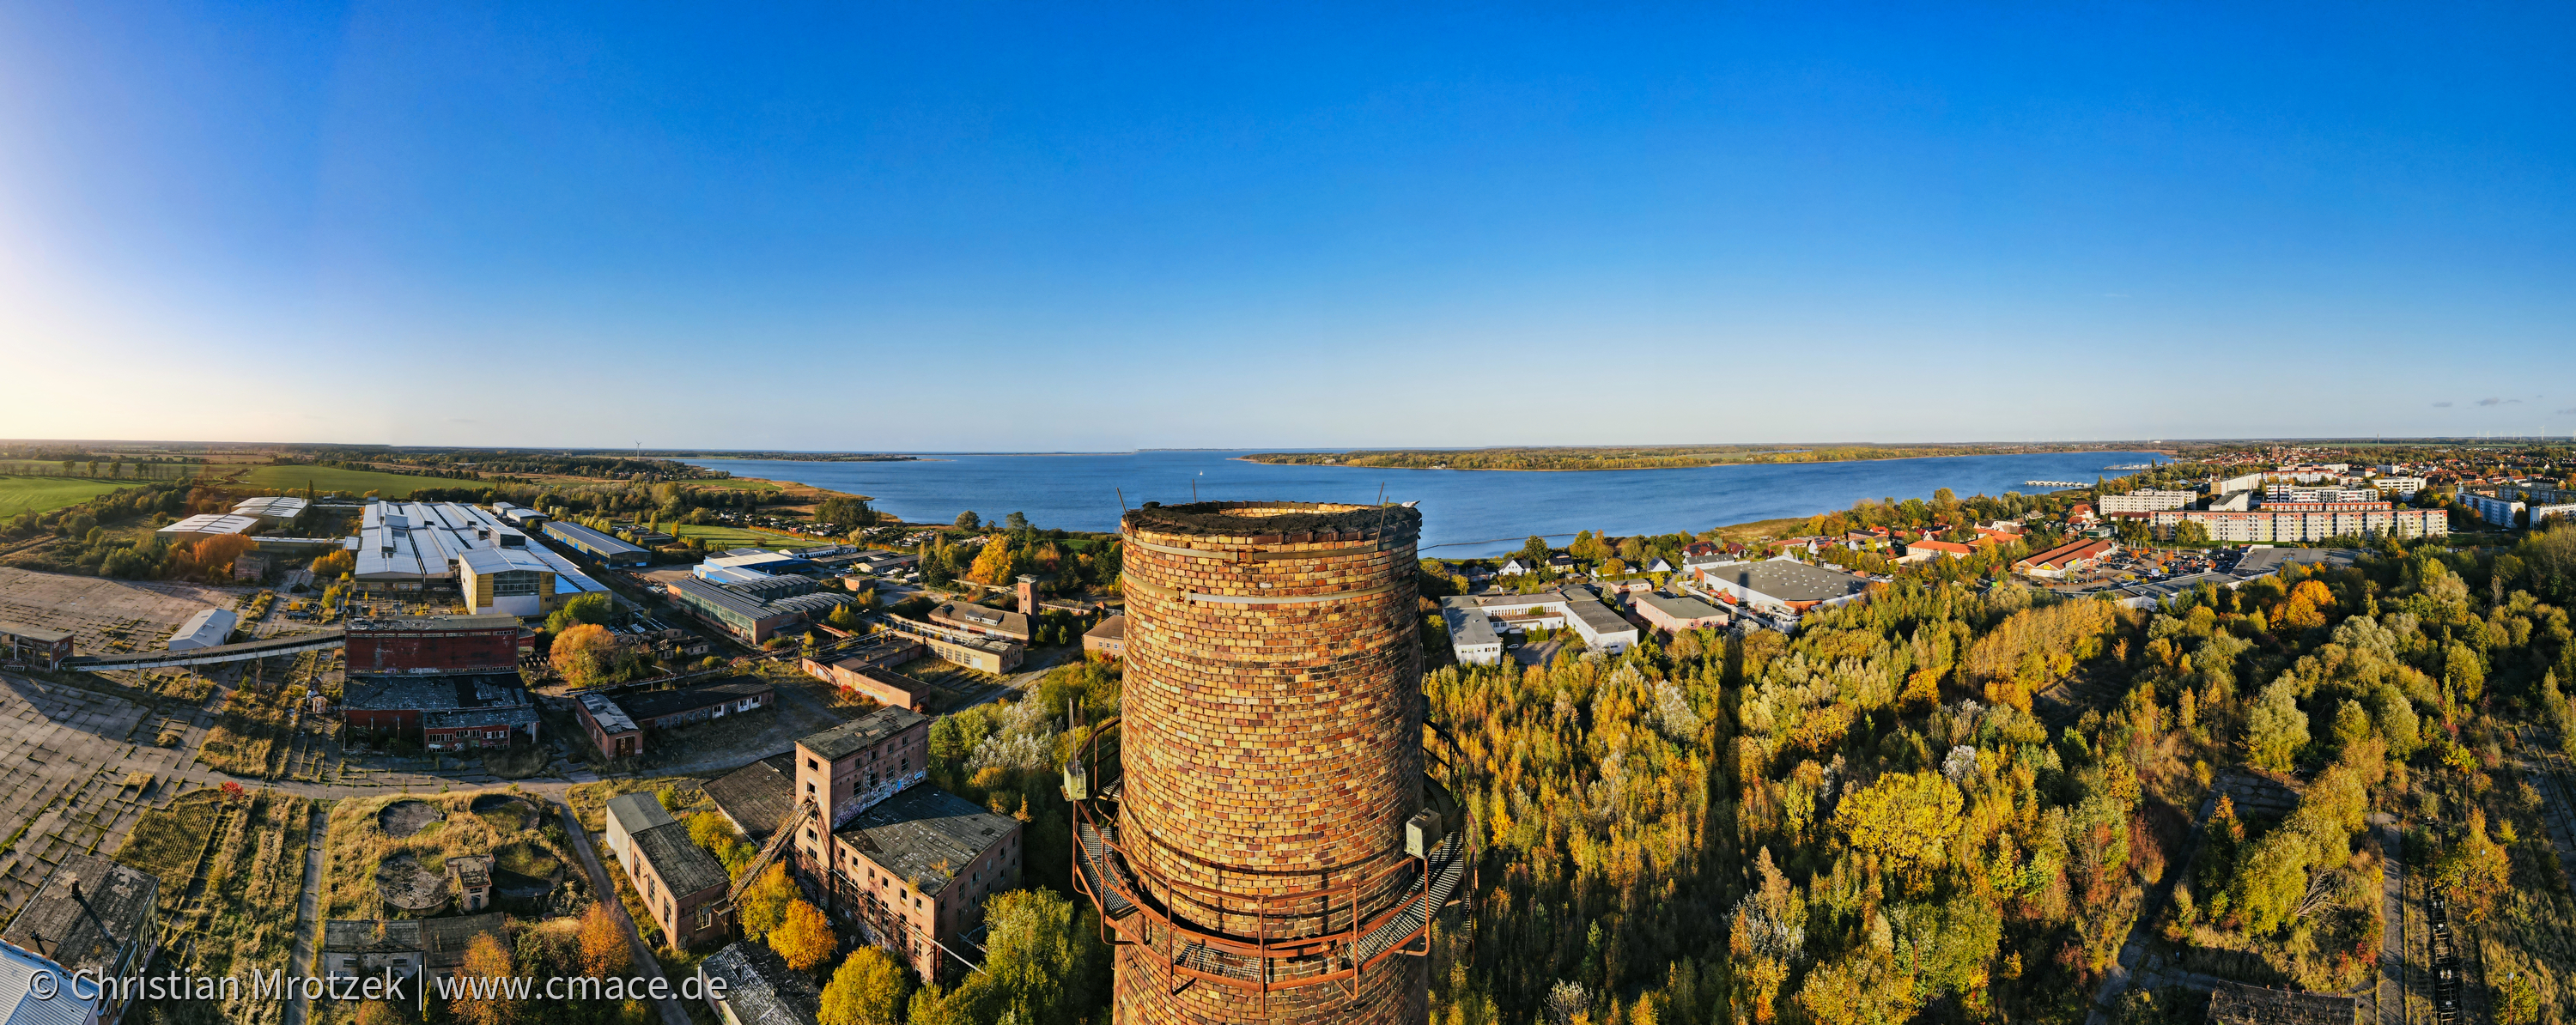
[1115,501,1428,1024]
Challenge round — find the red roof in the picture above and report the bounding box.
[2019,538,2112,568]
[1909,539,1974,555]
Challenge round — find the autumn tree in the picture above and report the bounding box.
[769,899,838,973]
[450,933,518,1025]
[577,901,630,980]
[311,549,355,578]
[2436,809,2512,924]
[551,623,618,688]
[966,539,1018,585]
[1832,772,1963,875]
[820,947,908,1025]
[738,862,799,938]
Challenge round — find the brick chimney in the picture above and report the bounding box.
[1016,575,1038,616]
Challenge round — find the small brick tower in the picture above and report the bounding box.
[1017,573,1039,616]
[1070,500,1456,1025]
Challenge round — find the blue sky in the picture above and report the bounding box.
[2,3,2570,450]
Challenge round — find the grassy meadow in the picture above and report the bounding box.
[211,464,447,498]
[0,474,131,518]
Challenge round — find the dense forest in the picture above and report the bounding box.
[1409,525,2576,1025]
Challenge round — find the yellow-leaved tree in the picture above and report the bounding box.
[770,899,839,973]
[738,862,798,938]
[966,538,1018,585]
[1832,771,1963,875]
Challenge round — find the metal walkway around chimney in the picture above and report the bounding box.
[58,628,345,672]
[1074,819,1136,919]
[1352,832,1467,962]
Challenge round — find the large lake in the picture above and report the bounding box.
[684,451,2167,558]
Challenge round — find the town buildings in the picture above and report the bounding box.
[2097,490,2197,513]
[605,794,734,949]
[2014,539,2117,579]
[0,852,161,1025]
[2148,505,2447,543]
[1899,538,1974,561]
[2464,485,2576,528]
[1437,597,1504,666]
[1447,589,1639,655]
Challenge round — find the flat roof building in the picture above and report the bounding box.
[2098,490,2197,514]
[699,942,821,1025]
[1437,597,1504,665]
[229,496,309,525]
[344,614,521,675]
[1690,559,1874,620]
[155,513,259,542]
[576,693,643,759]
[0,620,74,669]
[0,852,161,1025]
[665,575,849,645]
[544,521,653,566]
[829,785,1024,983]
[1630,591,1728,634]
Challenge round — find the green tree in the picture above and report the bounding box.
[955,511,981,530]
[819,947,908,1025]
[546,592,617,634]
[2245,676,2309,771]
[1003,512,1030,531]
[2444,641,2486,703]
[905,889,1107,1025]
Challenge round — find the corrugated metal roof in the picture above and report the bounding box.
[0,943,91,1025]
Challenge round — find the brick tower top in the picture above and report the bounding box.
[1091,500,1437,1023]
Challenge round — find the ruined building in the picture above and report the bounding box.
[1069,501,1470,1025]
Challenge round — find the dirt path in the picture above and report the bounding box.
[557,804,693,1025]
[283,804,327,1025]
[2085,785,2225,1025]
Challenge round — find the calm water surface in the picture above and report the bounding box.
[683,451,2166,558]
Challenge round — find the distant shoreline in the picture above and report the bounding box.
[1232,450,2171,474]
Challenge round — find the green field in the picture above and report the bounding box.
[0,475,131,518]
[671,523,816,549]
[212,464,446,498]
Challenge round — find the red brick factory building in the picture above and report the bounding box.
[1068,501,1468,1025]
